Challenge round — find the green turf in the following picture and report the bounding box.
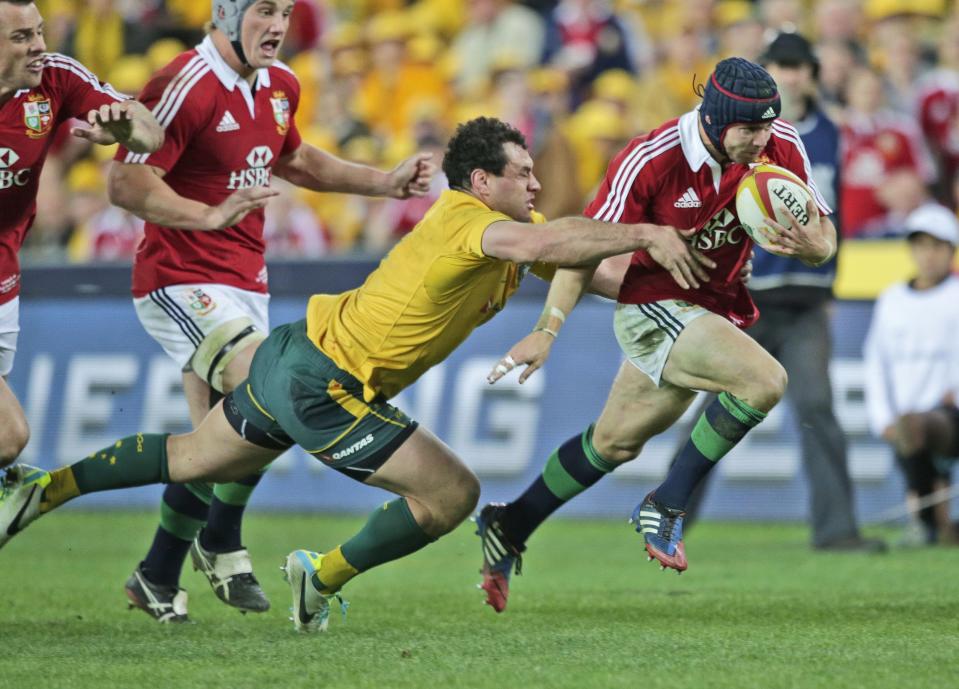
[1,511,956,689]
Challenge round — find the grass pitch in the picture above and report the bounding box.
[1,511,956,689]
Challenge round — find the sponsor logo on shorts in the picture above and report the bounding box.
[332,433,375,461]
[182,288,217,317]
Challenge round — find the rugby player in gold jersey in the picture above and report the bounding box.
[0,117,712,632]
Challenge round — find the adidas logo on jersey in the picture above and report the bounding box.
[216,110,240,133]
[673,187,702,208]
[761,107,777,119]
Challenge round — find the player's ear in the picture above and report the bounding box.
[469,168,489,196]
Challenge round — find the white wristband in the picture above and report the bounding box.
[811,240,836,267]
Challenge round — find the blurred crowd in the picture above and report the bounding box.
[21,0,959,262]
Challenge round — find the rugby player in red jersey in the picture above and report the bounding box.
[106,0,434,623]
[0,0,161,470]
[477,57,839,611]
[0,117,711,633]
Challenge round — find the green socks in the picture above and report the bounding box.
[41,433,170,512]
[339,498,434,572]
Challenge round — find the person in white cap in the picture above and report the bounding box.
[864,202,959,546]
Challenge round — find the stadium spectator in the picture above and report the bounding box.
[354,11,450,139]
[816,38,861,121]
[525,67,582,219]
[451,0,545,96]
[542,0,637,103]
[365,122,448,251]
[839,66,934,237]
[871,20,927,115]
[813,0,863,43]
[715,2,765,62]
[758,0,804,33]
[916,16,959,206]
[634,22,714,133]
[864,202,959,546]
[65,154,145,263]
[563,99,628,200]
[263,178,332,259]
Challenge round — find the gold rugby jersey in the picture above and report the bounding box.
[307,189,549,401]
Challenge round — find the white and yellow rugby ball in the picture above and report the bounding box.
[735,164,814,248]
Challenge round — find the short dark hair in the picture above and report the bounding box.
[442,117,528,191]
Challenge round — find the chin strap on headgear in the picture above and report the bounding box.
[213,0,257,67]
[699,57,781,155]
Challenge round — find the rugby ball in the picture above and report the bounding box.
[735,164,814,248]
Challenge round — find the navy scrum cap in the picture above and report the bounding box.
[699,57,781,152]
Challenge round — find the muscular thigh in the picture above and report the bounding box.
[220,339,261,392]
[593,360,697,462]
[230,320,416,480]
[661,312,780,395]
[168,401,281,483]
[365,426,475,504]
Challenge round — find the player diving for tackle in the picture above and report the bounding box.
[0,117,713,631]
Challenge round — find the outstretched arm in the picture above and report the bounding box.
[274,144,435,198]
[487,266,595,384]
[483,218,715,290]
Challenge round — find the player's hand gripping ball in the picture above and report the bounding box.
[735,164,815,249]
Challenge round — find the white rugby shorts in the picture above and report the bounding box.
[134,284,269,369]
[613,299,709,386]
[0,297,19,377]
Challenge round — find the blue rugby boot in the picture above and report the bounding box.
[630,492,688,572]
[475,503,523,613]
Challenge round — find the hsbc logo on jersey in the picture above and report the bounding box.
[246,146,273,168]
[227,146,274,190]
[0,148,30,190]
[692,208,744,251]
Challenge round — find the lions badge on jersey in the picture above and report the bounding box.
[270,91,290,135]
[23,95,52,138]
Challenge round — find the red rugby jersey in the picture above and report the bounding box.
[916,68,959,194]
[839,111,933,237]
[117,36,302,297]
[0,54,124,304]
[585,110,831,328]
